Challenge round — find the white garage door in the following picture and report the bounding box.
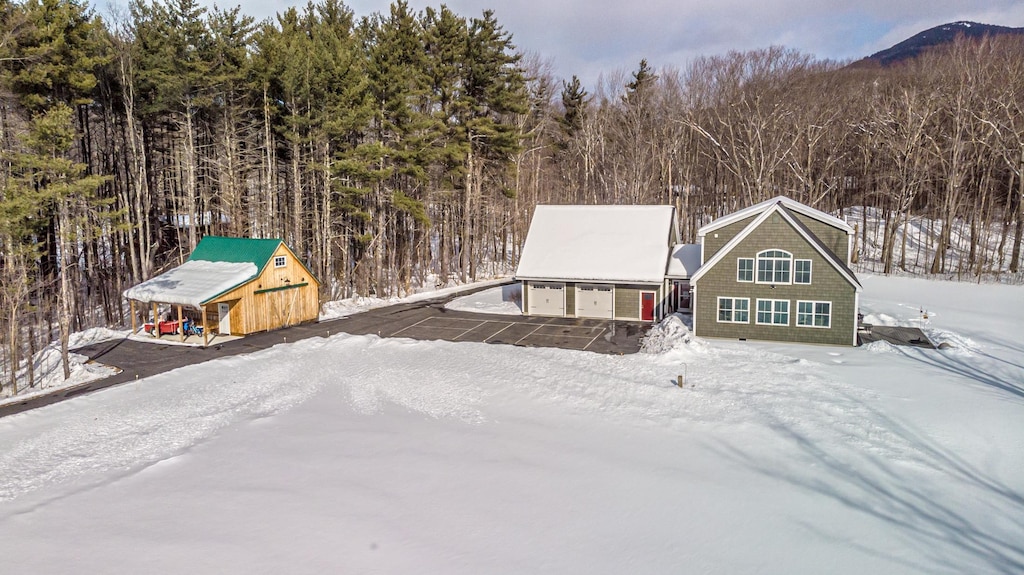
[575,284,614,319]
[528,282,565,316]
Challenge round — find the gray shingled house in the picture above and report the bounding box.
[688,197,862,346]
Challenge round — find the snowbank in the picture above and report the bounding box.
[0,328,124,405]
[443,284,522,315]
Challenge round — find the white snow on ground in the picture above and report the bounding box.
[843,205,1023,281]
[0,328,124,406]
[0,275,1022,574]
[1,279,511,404]
[319,277,510,320]
[444,284,522,315]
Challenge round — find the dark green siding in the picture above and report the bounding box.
[615,286,640,319]
[703,215,757,261]
[521,281,529,309]
[694,212,856,345]
[565,282,576,317]
[792,213,849,261]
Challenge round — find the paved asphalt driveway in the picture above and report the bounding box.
[0,285,650,418]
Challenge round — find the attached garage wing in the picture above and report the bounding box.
[527,282,565,316]
[575,284,614,319]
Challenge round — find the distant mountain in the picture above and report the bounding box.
[856,21,1024,67]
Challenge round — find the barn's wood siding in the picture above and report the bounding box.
[206,244,320,335]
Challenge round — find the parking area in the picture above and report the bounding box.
[336,299,649,355]
[391,316,610,351]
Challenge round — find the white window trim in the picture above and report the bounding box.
[796,300,831,328]
[274,255,287,268]
[756,298,790,326]
[794,259,812,285]
[737,257,754,283]
[755,249,793,285]
[717,296,750,324]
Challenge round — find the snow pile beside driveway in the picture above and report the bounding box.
[443,284,522,315]
[640,313,702,354]
[0,328,124,405]
[321,278,512,320]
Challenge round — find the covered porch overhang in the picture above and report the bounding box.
[123,260,257,347]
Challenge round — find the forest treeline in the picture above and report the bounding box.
[1,0,1023,390]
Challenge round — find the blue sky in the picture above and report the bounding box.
[105,0,1024,89]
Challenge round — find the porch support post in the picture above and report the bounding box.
[130,300,137,334]
[177,304,184,343]
[151,302,158,337]
[202,306,209,347]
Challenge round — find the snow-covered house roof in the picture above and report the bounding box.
[123,260,258,309]
[666,244,701,278]
[123,236,298,309]
[698,196,852,238]
[515,205,678,284]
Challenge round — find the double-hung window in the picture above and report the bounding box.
[794,259,812,284]
[756,250,792,284]
[737,258,754,282]
[797,301,831,328]
[717,297,750,323]
[756,299,789,325]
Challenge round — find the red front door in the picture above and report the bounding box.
[641,292,655,321]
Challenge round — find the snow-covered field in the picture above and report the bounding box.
[0,275,1021,574]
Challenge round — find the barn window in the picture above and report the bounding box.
[274,256,287,268]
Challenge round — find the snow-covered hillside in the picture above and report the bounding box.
[0,275,1022,574]
[844,205,1022,281]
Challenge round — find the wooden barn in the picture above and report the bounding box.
[124,236,320,345]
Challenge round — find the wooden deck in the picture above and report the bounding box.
[858,325,935,349]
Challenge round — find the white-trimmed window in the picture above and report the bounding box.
[717,297,750,323]
[737,258,754,282]
[756,299,790,325]
[797,300,831,328]
[794,259,812,284]
[274,255,287,268]
[756,250,792,284]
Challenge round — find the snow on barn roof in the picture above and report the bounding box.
[516,205,677,284]
[123,260,258,309]
[122,236,293,309]
[666,244,701,278]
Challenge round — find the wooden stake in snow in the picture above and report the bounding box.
[676,364,688,388]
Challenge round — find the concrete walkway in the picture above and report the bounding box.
[0,284,649,418]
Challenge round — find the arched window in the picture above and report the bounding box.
[756,249,792,284]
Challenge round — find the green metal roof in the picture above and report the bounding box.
[188,236,283,276]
